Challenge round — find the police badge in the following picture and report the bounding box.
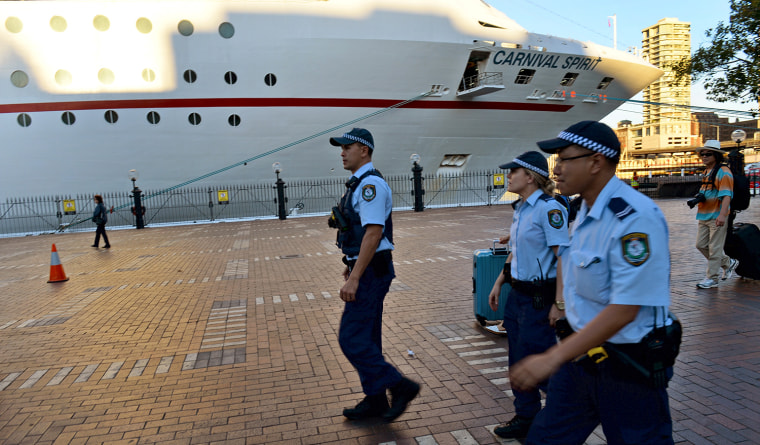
[548,209,564,229]
[621,232,650,266]
[362,184,376,201]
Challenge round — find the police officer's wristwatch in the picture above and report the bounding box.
[554,300,565,311]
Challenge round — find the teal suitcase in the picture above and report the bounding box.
[473,241,511,325]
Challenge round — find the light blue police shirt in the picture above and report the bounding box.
[347,162,394,260]
[509,189,569,281]
[561,176,671,344]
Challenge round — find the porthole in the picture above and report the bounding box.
[136,17,152,34]
[218,22,234,39]
[142,68,156,82]
[104,110,118,124]
[228,114,241,127]
[55,70,73,86]
[17,113,32,127]
[93,15,110,31]
[98,68,115,85]
[62,111,76,125]
[264,73,277,86]
[5,17,23,33]
[147,111,161,125]
[224,71,237,85]
[50,16,67,32]
[183,69,197,83]
[188,113,202,125]
[10,70,29,88]
[178,20,194,36]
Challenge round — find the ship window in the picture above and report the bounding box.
[224,71,238,85]
[17,113,32,127]
[265,73,277,86]
[62,112,76,126]
[188,113,202,125]
[147,111,161,125]
[6,17,23,34]
[93,15,110,32]
[560,73,579,87]
[178,20,194,36]
[11,70,29,88]
[136,17,152,34]
[228,114,241,127]
[142,68,156,82]
[55,70,73,86]
[597,77,614,90]
[219,22,235,39]
[50,16,67,32]
[98,68,115,85]
[105,110,118,124]
[183,70,197,83]
[514,69,535,85]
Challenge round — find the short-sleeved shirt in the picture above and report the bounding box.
[560,176,671,344]
[347,162,394,259]
[697,165,733,220]
[509,189,569,281]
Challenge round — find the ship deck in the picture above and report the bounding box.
[0,199,759,444]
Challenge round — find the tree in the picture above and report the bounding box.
[670,0,760,104]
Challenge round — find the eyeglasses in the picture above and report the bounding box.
[556,152,596,165]
[699,152,714,157]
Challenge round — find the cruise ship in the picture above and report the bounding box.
[0,0,662,199]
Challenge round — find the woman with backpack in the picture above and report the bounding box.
[695,140,737,289]
[92,194,110,249]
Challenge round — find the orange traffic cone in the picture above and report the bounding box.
[47,244,69,283]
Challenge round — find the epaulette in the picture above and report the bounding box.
[538,193,553,202]
[608,197,636,220]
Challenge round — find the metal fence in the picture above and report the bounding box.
[0,170,516,237]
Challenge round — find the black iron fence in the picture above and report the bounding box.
[0,170,516,237]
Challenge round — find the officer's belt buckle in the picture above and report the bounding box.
[586,346,608,364]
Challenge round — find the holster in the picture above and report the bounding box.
[343,250,393,277]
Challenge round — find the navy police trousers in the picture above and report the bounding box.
[503,286,556,418]
[338,260,402,396]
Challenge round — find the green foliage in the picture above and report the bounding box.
[670,0,760,104]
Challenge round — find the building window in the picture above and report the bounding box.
[514,69,535,85]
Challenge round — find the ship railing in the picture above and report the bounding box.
[458,72,504,93]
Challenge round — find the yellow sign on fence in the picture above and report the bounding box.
[63,199,76,215]
[218,190,229,205]
[493,173,505,189]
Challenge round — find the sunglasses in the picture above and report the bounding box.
[699,152,714,157]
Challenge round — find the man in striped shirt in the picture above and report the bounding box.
[695,140,738,289]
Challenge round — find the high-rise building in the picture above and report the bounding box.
[641,18,692,147]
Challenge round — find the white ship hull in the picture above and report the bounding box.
[0,0,662,199]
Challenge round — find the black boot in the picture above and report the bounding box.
[494,415,533,439]
[383,377,421,422]
[343,393,389,420]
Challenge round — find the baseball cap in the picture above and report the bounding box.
[537,120,620,159]
[499,151,550,177]
[330,128,375,150]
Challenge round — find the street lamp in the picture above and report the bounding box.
[410,154,424,212]
[273,162,287,220]
[128,169,145,229]
[728,129,747,175]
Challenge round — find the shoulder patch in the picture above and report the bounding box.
[621,232,649,266]
[608,197,636,220]
[548,209,564,229]
[361,184,376,201]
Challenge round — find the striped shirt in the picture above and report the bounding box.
[697,165,733,221]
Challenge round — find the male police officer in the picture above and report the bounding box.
[510,121,676,444]
[329,128,420,422]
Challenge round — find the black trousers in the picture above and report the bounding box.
[94,224,109,247]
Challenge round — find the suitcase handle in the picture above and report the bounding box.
[492,239,510,255]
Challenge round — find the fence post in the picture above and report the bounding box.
[208,187,214,222]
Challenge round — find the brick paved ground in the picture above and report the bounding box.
[0,198,758,445]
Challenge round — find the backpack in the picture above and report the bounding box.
[709,162,750,212]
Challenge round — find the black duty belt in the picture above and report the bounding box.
[511,278,556,309]
[342,250,393,273]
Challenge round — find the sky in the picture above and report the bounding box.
[485,0,756,126]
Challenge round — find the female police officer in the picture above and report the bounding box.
[488,151,569,439]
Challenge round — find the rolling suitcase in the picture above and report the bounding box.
[725,223,760,279]
[473,240,511,326]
